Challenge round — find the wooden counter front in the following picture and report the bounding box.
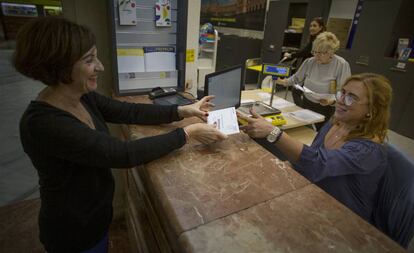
[116,95,404,253]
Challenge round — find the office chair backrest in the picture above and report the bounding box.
[373,144,414,248]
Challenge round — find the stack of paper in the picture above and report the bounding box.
[117,47,177,73]
[117,48,145,73]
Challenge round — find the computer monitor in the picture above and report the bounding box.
[262,64,291,77]
[204,65,243,110]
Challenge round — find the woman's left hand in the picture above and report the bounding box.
[178,95,215,121]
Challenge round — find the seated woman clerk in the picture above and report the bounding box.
[277,31,351,130]
[14,17,227,253]
[238,73,392,224]
[282,17,326,107]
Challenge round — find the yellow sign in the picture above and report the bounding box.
[159,72,166,78]
[117,48,144,56]
[186,49,194,63]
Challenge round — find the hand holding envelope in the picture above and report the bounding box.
[207,107,240,135]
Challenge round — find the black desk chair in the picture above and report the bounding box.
[373,144,414,248]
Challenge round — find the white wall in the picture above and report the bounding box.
[61,0,113,96]
[185,0,201,96]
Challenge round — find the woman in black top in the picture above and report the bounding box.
[283,17,327,61]
[14,17,227,253]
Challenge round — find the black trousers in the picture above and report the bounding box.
[292,88,304,107]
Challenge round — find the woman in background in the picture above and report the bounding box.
[282,17,327,106]
[283,17,327,61]
[277,32,351,130]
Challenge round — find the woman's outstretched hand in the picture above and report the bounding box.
[178,95,215,121]
[184,123,227,144]
[237,109,274,138]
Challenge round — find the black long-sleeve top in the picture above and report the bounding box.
[289,35,317,61]
[19,92,186,252]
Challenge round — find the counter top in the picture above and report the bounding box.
[179,184,400,253]
[116,94,404,253]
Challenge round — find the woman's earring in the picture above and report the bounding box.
[365,113,371,118]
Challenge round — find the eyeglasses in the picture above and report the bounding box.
[336,90,367,106]
[311,51,329,56]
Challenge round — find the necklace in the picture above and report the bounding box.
[325,124,350,148]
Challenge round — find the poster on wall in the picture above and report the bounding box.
[118,0,137,26]
[155,0,171,27]
[200,0,266,31]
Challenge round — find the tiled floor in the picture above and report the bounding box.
[0,49,43,206]
[0,198,131,252]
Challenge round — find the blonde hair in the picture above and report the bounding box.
[333,73,392,143]
[312,31,340,53]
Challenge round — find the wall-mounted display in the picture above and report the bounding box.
[200,0,266,31]
[108,0,187,95]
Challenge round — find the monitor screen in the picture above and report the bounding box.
[263,64,291,77]
[204,65,243,110]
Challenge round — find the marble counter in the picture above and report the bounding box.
[116,95,404,253]
[179,185,402,253]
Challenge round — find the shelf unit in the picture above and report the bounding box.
[197,29,218,93]
[107,0,188,95]
[337,0,414,138]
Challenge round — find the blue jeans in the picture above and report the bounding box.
[80,233,108,253]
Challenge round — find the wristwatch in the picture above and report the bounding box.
[266,126,283,143]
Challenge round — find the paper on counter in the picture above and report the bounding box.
[240,99,256,104]
[293,84,335,101]
[263,98,295,109]
[256,92,271,101]
[289,109,325,122]
[207,107,239,135]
